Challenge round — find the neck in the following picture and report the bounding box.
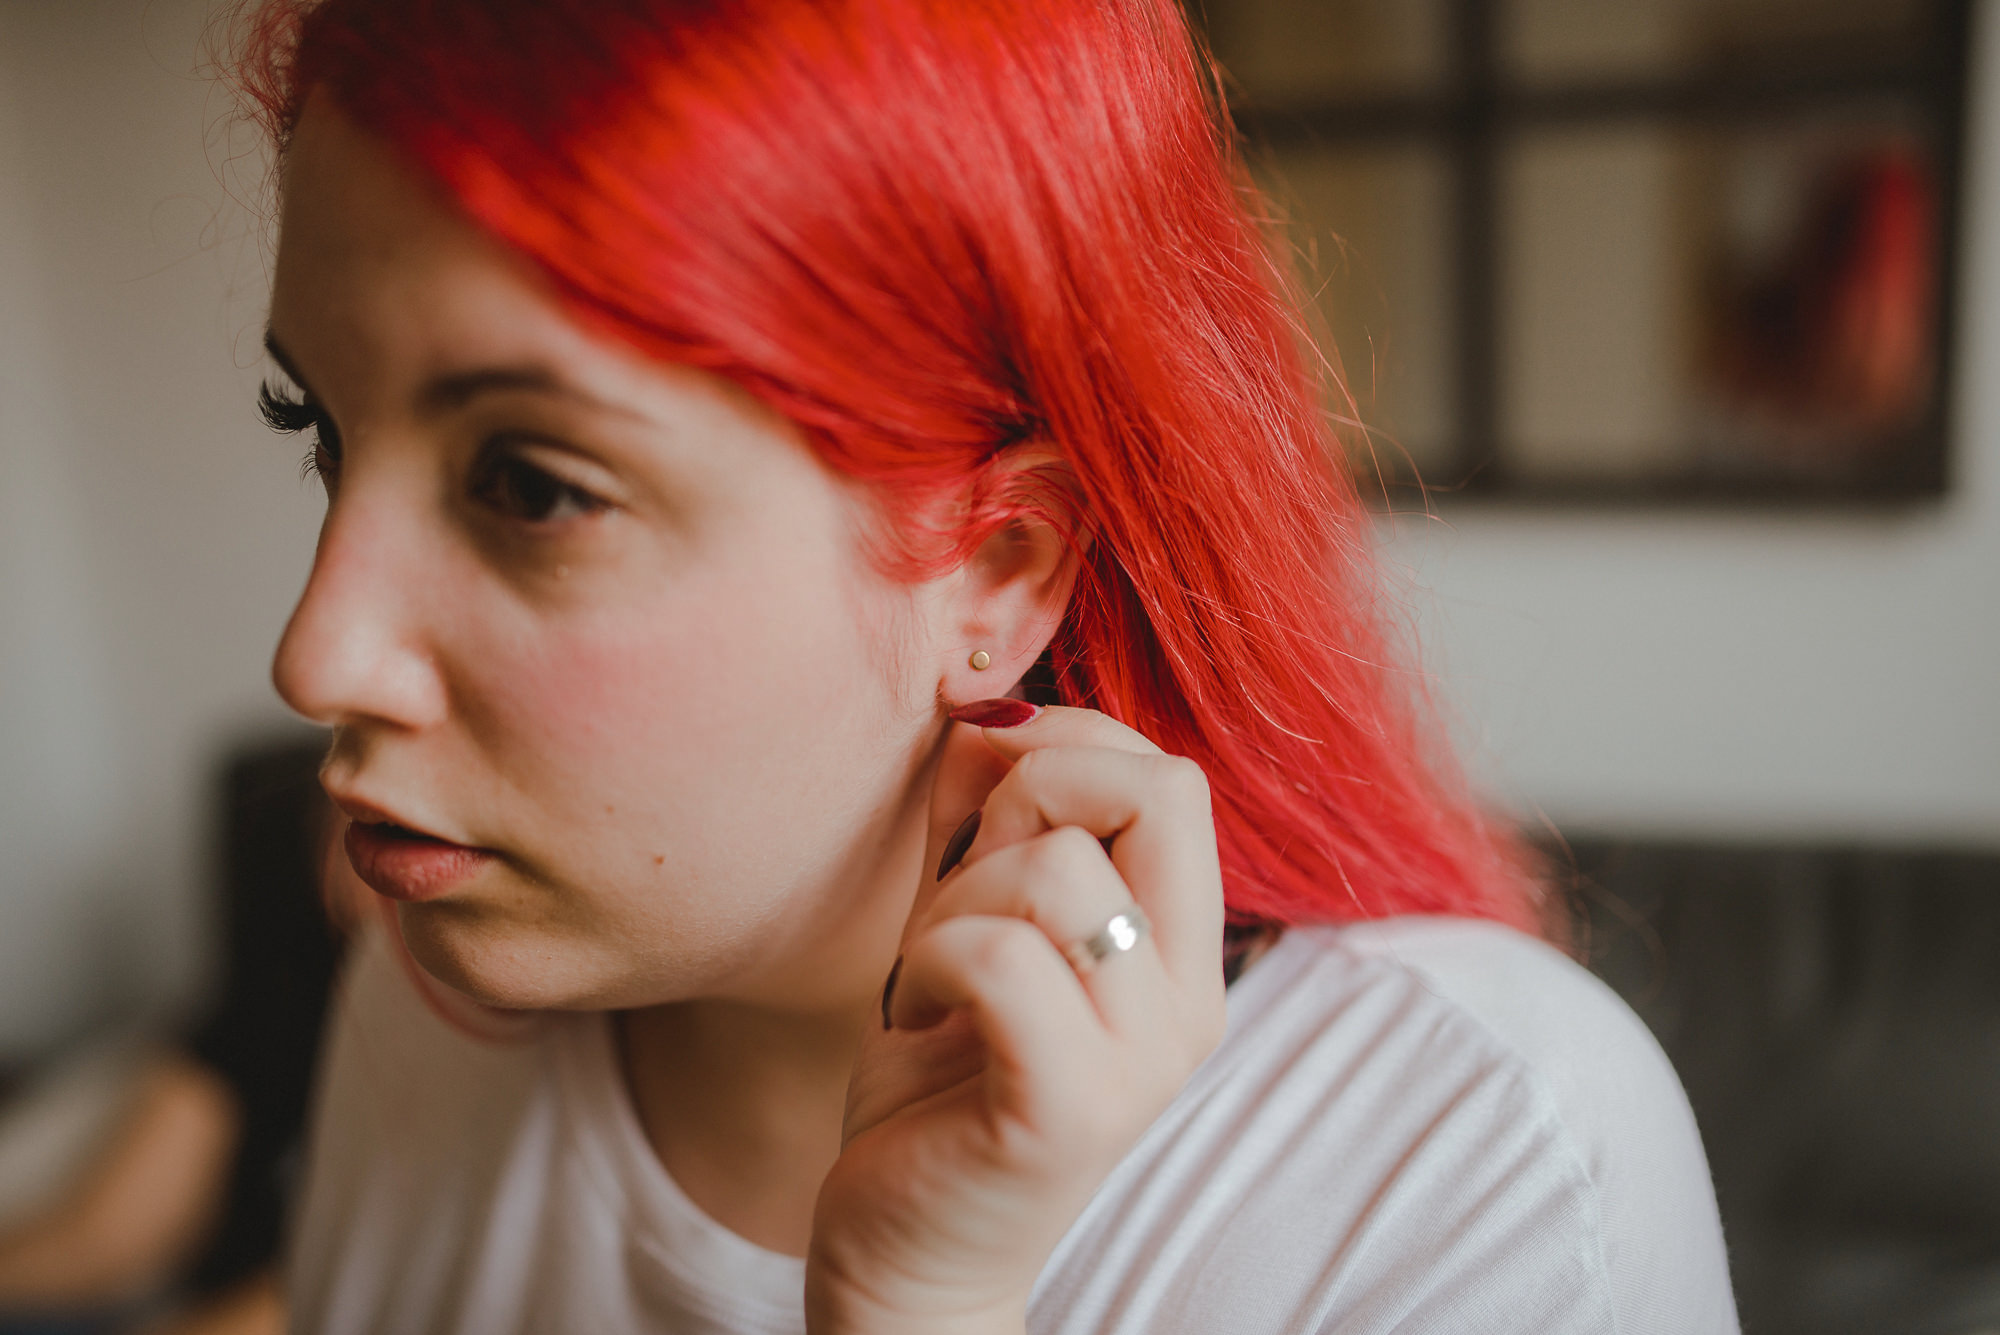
[617,992,874,1257]
[613,721,950,1257]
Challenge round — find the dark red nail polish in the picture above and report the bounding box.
[881,955,903,1030]
[937,809,981,881]
[949,698,1040,728]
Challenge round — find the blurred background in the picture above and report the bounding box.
[0,0,1995,1331]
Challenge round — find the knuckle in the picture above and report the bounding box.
[968,917,1045,982]
[1007,744,1057,787]
[1034,824,1108,878]
[1157,755,1212,808]
[987,747,1056,818]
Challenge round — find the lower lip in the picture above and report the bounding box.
[343,821,495,902]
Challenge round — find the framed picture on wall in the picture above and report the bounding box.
[1199,0,1972,505]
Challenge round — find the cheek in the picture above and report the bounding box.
[472,549,925,899]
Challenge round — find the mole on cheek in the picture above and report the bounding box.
[653,854,666,866]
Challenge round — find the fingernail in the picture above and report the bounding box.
[937,809,981,881]
[949,698,1040,728]
[880,955,903,1030]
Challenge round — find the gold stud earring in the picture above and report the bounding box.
[969,650,992,671]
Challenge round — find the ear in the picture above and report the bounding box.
[936,507,1081,709]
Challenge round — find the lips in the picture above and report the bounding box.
[341,816,495,903]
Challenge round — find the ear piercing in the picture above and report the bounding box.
[969,650,992,670]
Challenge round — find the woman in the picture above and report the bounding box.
[234,0,1738,1330]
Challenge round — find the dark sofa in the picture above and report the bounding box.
[1565,840,2000,1335]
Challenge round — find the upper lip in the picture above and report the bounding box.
[326,789,469,846]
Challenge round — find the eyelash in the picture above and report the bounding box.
[255,380,609,526]
[258,380,340,482]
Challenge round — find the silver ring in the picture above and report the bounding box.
[1064,905,1151,975]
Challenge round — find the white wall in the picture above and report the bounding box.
[0,0,1993,1060]
[1378,6,2000,847]
[0,0,322,1060]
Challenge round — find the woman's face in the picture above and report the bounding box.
[268,101,948,1014]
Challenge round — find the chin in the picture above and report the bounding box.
[391,899,621,1013]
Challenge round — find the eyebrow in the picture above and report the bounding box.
[263,329,645,422]
[263,331,319,399]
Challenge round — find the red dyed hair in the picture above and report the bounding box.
[231,0,1544,932]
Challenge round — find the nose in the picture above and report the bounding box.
[272,490,450,732]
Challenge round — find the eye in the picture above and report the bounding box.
[468,439,609,524]
[258,380,342,484]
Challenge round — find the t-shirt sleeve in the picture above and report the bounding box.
[1339,917,1740,1335]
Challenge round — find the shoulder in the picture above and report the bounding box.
[1332,916,1692,1173]
[1035,916,1738,1335]
[1323,917,1739,1334]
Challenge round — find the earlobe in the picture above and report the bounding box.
[940,511,1080,707]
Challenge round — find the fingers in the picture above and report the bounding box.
[885,914,1156,1145]
[940,709,1223,999]
[930,705,1018,830]
[923,704,1161,856]
[956,701,1164,761]
[917,825,1176,1040]
[907,715,1020,929]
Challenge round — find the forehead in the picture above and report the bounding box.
[266,96,791,444]
[263,98,895,562]
[275,95,468,279]
[269,98,576,379]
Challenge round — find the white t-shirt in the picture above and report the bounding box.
[289,917,1738,1334]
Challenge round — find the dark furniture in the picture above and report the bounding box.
[1565,838,2000,1334]
[184,735,341,1295]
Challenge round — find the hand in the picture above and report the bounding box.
[805,703,1227,1334]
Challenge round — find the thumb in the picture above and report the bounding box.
[903,706,1017,937]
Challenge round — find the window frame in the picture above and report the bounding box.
[1206,0,1975,508]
